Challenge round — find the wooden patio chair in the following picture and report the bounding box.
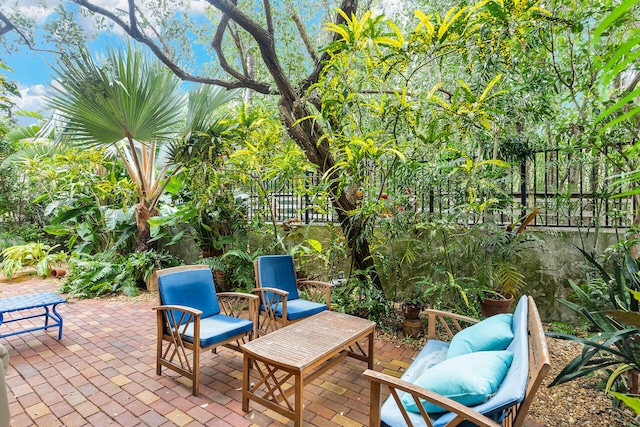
[253,255,331,335]
[153,265,258,395]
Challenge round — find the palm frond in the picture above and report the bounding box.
[45,43,185,149]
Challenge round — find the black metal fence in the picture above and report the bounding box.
[245,146,635,228]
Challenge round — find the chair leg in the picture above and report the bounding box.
[192,344,201,396]
[156,312,163,376]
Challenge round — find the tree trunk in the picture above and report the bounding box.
[278,97,382,290]
[135,201,158,252]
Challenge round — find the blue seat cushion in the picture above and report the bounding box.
[182,314,254,348]
[158,269,220,320]
[263,298,328,321]
[257,255,300,300]
[401,350,514,413]
[400,339,450,383]
[446,313,514,359]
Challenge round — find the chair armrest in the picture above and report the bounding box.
[218,292,259,319]
[153,305,202,338]
[297,280,332,308]
[424,309,479,341]
[153,305,203,317]
[252,287,289,298]
[363,369,501,427]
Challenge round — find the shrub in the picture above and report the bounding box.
[0,242,66,279]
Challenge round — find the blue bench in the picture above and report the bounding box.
[365,296,551,427]
[0,292,67,340]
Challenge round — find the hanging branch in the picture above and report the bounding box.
[228,23,249,76]
[263,0,274,36]
[212,14,254,83]
[290,5,318,64]
[0,12,60,54]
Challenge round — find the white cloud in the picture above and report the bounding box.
[187,0,210,16]
[12,0,62,23]
[11,83,48,114]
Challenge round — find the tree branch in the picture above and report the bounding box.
[71,0,272,93]
[208,0,296,101]
[0,12,60,54]
[290,5,318,64]
[228,23,249,76]
[0,12,15,37]
[263,0,274,36]
[212,13,254,83]
[127,0,139,36]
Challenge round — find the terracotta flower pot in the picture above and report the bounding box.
[50,268,67,279]
[402,319,423,338]
[480,293,514,317]
[402,303,423,320]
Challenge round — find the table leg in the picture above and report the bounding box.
[294,371,303,427]
[51,303,64,340]
[367,330,375,369]
[242,352,251,412]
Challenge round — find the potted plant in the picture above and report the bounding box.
[400,284,426,338]
[478,209,539,316]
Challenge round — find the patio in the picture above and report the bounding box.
[1,277,415,427]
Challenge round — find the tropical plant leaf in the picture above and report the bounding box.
[608,392,640,414]
[602,310,640,328]
[593,0,640,41]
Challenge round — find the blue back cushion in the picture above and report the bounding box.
[446,313,514,359]
[158,268,220,320]
[257,255,299,300]
[401,350,514,413]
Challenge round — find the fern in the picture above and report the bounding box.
[493,262,526,296]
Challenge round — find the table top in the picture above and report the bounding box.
[0,292,67,312]
[241,311,375,370]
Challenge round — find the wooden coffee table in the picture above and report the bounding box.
[241,310,375,426]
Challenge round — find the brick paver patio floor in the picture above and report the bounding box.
[0,277,416,426]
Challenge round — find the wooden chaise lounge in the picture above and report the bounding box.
[364,295,550,427]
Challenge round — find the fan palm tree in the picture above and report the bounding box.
[45,43,237,251]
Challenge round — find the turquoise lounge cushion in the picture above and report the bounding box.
[446,313,513,359]
[401,350,514,414]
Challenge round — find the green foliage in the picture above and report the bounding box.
[0,225,44,252]
[547,321,582,335]
[609,392,640,416]
[61,249,180,298]
[0,242,67,279]
[550,236,640,410]
[44,42,238,252]
[331,270,390,322]
[201,248,262,292]
[0,61,19,111]
[62,251,132,298]
[593,0,640,134]
[417,272,481,318]
[548,327,640,395]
